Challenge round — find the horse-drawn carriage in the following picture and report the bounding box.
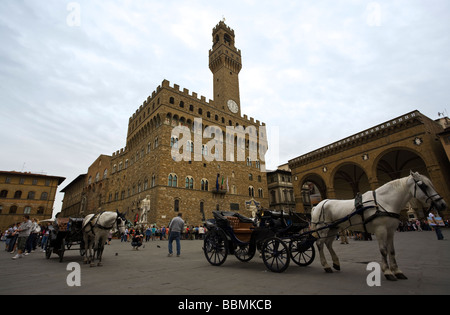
[203,210,316,273]
[204,172,447,279]
[45,217,85,262]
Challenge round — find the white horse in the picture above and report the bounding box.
[82,210,127,266]
[311,171,447,281]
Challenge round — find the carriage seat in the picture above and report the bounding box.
[56,218,70,232]
[226,216,254,242]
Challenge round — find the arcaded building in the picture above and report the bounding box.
[61,21,269,226]
[288,111,450,220]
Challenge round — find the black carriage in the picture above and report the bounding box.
[45,217,85,262]
[203,210,316,273]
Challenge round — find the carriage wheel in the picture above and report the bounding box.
[289,238,316,266]
[203,229,228,266]
[261,237,290,273]
[234,243,255,262]
[58,239,65,263]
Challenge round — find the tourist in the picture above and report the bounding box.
[145,226,151,242]
[12,215,32,259]
[168,213,184,257]
[429,210,444,240]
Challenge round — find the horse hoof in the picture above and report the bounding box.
[395,273,408,280]
[333,264,340,271]
[324,268,333,273]
[384,274,397,281]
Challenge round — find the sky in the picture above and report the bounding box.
[1,0,449,216]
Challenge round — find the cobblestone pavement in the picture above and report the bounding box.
[1,229,449,295]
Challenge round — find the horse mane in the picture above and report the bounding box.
[379,176,409,193]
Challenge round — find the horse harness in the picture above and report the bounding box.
[356,191,400,234]
[83,211,117,236]
[315,191,400,237]
[315,178,441,237]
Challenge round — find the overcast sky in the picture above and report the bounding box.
[1,0,449,216]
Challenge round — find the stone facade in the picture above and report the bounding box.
[288,111,450,220]
[0,171,65,230]
[61,21,269,226]
[267,164,295,212]
[60,174,85,218]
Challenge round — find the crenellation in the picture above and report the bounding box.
[62,21,269,226]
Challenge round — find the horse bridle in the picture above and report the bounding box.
[412,178,443,212]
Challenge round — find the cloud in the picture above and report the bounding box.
[0,0,449,215]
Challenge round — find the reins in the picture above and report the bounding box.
[310,191,400,240]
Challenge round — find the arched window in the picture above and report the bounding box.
[27,191,35,200]
[224,33,232,44]
[201,179,209,191]
[14,191,22,199]
[168,174,178,187]
[258,188,263,198]
[0,190,8,198]
[170,136,178,148]
[248,186,254,197]
[9,205,17,214]
[40,192,48,200]
[185,176,194,189]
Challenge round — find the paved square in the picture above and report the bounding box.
[1,229,449,295]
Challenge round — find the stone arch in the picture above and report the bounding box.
[373,147,428,185]
[332,162,370,199]
[298,173,327,213]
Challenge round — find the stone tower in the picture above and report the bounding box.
[209,21,242,116]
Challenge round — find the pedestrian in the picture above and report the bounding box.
[415,219,422,232]
[429,210,444,240]
[168,213,184,257]
[160,226,166,240]
[145,226,151,242]
[132,230,143,250]
[26,218,40,253]
[198,225,205,240]
[107,231,113,245]
[151,225,156,241]
[339,230,349,244]
[41,223,50,252]
[12,215,32,259]
[121,228,129,242]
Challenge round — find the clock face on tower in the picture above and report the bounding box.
[227,99,239,113]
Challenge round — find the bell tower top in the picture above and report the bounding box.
[209,21,242,116]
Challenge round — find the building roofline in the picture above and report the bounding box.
[60,174,87,192]
[0,170,66,185]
